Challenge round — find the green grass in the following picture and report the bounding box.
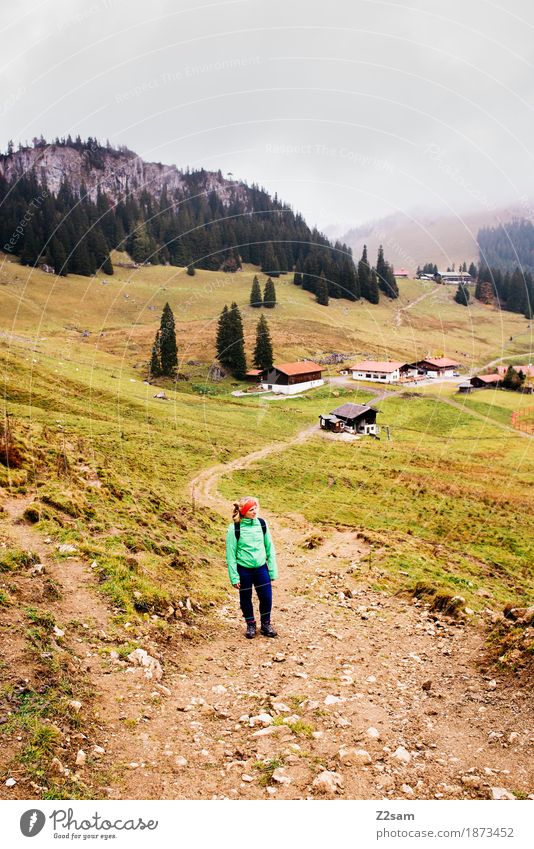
[1,258,532,617]
[253,756,285,786]
[220,394,534,608]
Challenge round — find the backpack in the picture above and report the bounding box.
[234,517,266,541]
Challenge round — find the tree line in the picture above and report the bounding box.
[1,138,400,306]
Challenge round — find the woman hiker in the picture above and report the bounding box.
[226,496,278,639]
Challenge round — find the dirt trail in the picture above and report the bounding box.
[394,288,437,327]
[1,431,532,801]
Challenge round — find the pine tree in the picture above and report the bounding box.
[376,245,387,291]
[250,275,262,307]
[385,265,399,298]
[49,237,67,276]
[216,305,232,369]
[149,331,161,379]
[358,245,374,302]
[293,271,302,286]
[158,302,178,376]
[367,268,380,304]
[454,283,470,306]
[227,302,247,378]
[316,273,329,306]
[263,277,276,308]
[187,262,195,276]
[261,242,280,277]
[468,262,477,279]
[253,314,274,370]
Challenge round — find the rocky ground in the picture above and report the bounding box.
[0,436,532,801]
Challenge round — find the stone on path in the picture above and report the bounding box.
[491,787,516,800]
[338,747,372,765]
[392,746,411,764]
[127,648,163,680]
[312,770,344,796]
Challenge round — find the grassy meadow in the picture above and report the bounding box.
[220,392,534,610]
[1,253,533,617]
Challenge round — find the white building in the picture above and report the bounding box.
[350,360,405,383]
[261,361,324,395]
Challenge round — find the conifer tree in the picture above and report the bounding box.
[454,283,470,306]
[187,262,195,276]
[158,302,178,376]
[253,314,274,371]
[216,305,232,369]
[250,275,262,307]
[149,332,161,379]
[385,265,399,298]
[316,273,329,306]
[261,242,280,277]
[376,245,387,290]
[49,237,67,276]
[293,271,302,286]
[367,268,380,305]
[227,302,247,378]
[263,277,276,308]
[358,245,373,302]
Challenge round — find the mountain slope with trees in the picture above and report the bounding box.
[0,137,372,302]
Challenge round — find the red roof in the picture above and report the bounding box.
[246,369,263,376]
[496,364,534,377]
[419,357,460,368]
[474,373,500,384]
[274,361,322,376]
[351,360,404,373]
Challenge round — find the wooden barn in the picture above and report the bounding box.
[408,357,460,378]
[262,361,323,395]
[320,403,380,435]
[318,414,344,433]
[470,373,501,388]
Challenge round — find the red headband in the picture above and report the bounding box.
[239,499,257,516]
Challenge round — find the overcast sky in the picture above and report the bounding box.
[2,0,534,233]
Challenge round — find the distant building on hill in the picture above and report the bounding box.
[394,268,409,278]
[496,364,534,377]
[470,373,501,388]
[408,357,460,378]
[436,271,473,284]
[261,361,323,394]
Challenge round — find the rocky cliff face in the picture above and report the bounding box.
[0,143,250,208]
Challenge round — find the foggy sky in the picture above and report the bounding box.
[2,0,534,233]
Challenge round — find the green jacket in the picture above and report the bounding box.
[226,518,278,586]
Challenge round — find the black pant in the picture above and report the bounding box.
[237,563,272,624]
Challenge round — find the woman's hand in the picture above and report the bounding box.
[233,582,241,589]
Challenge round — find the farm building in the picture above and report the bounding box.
[394,268,409,278]
[470,373,501,388]
[261,361,323,395]
[350,360,406,383]
[496,364,534,378]
[458,382,473,394]
[245,368,263,382]
[321,403,380,435]
[318,414,344,433]
[408,357,460,378]
[436,271,473,283]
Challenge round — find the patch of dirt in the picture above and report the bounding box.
[1,427,532,801]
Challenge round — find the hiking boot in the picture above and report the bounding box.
[245,622,257,639]
[260,622,277,638]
